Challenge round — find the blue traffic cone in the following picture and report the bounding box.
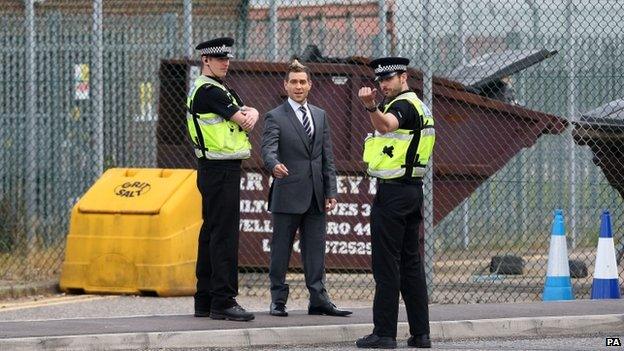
[543,209,574,301]
[591,210,621,299]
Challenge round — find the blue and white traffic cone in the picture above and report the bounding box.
[543,209,574,301]
[591,210,621,299]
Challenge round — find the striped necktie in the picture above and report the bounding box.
[299,106,313,139]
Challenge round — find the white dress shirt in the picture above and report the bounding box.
[288,97,314,136]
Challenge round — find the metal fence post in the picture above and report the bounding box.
[456,0,470,247]
[183,0,193,58]
[566,0,577,248]
[164,14,177,61]
[462,199,470,248]
[346,11,354,56]
[24,0,37,253]
[92,0,103,178]
[524,0,539,48]
[456,0,466,65]
[318,12,326,54]
[421,0,434,295]
[268,0,278,61]
[290,15,301,57]
[237,0,250,60]
[378,0,388,56]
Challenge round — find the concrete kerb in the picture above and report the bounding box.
[0,280,59,300]
[433,314,624,339]
[2,314,624,350]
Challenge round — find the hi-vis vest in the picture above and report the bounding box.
[186,75,251,160]
[362,91,435,179]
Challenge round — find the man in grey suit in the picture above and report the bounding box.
[261,60,352,317]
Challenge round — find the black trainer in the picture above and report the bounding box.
[355,334,397,349]
[209,304,255,322]
[407,334,431,348]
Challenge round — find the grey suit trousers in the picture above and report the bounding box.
[269,195,330,307]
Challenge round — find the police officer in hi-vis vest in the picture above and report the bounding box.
[187,37,258,322]
[356,57,436,349]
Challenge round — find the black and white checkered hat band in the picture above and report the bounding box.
[374,64,407,74]
[200,45,232,56]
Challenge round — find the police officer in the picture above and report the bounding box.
[188,37,258,322]
[356,57,435,349]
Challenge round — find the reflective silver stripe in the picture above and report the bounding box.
[368,167,426,179]
[194,148,204,158]
[367,168,406,178]
[421,128,435,136]
[194,148,250,160]
[200,118,224,126]
[412,167,426,177]
[186,114,225,126]
[374,131,413,140]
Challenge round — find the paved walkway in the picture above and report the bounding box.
[1,298,623,350]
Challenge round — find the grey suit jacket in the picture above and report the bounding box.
[261,100,337,214]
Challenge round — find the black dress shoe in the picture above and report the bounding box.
[209,304,255,321]
[407,334,431,348]
[269,302,288,317]
[355,334,397,349]
[308,302,352,316]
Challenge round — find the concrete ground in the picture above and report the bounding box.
[1,292,623,350]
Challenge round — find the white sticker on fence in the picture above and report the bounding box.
[74,64,90,100]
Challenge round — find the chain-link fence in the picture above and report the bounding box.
[2,0,623,303]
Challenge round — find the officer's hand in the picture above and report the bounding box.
[239,106,259,131]
[232,110,253,132]
[325,198,337,211]
[245,108,259,130]
[273,163,289,178]
[239,115,254,132]
[358,87,378,109]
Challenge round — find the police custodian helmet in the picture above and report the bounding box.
[369,56,410,81]
[195,37,234,58]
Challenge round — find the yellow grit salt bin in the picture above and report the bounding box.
[59,168,201,296]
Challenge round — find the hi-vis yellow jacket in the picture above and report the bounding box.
[186,75,251,160]
[362,91,435,179]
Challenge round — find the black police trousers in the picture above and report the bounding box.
[370,182,430,338]
[195,163,241,310]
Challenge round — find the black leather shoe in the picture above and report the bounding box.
[407,334,431,348]
[308,302,352,316]
[356,334,397,349]
[269,302,288,317]
[210,304,255,321]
